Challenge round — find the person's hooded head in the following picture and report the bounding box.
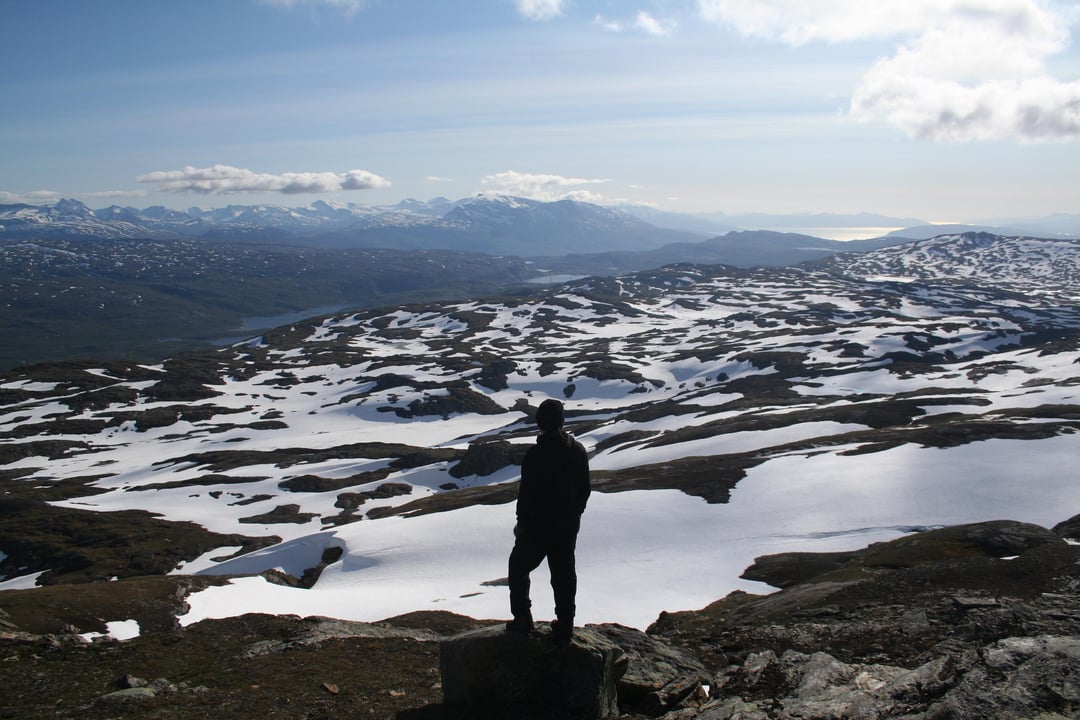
[535,399,565,433]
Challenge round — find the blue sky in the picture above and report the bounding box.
[2,0,1078,222]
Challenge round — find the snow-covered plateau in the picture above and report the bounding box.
[2,236,1079,630]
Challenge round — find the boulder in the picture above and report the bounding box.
[590,623,708,715]
[927,635,1080,719]
[957,520,1065,557]
[708,648,957,719]
[439,623,626,719]
[449,439,526,479]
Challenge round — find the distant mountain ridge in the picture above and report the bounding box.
[0,195,699,256]
[532,230,917,276]
[6,198,1077,261]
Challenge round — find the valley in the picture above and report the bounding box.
[0,237,534,371]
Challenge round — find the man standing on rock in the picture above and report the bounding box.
[507,398,591,645]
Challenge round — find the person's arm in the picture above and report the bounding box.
[575,443,590,515]
[516,450,535,525]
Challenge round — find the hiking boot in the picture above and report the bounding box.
[550,619,573,646]
[505,618,534,636]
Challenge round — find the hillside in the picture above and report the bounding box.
[532,230,915,276]
[0,237,534,371]
[820,232,1080,298]
[1,518,1077,719]
[2,236,1078,612]
[1,233,1079,717]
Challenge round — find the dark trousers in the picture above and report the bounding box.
[508,527,578,624]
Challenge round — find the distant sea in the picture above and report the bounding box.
[761,227,904,241]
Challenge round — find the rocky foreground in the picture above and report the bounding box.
[1,516,1077,719]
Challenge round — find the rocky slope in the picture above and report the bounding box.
[1,517,1077,719]
[1,233,1079,717]
[821,232,1080,300]
[652,517,1080,720]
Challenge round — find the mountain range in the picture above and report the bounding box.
[0,196,698,256]
[5,197,1078,253]
[3,193,1078,373]
[0,197,924,371]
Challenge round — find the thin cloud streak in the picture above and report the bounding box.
[0,190,63,204]
[698,0,1080,141]
[257,0,371,17]
[596,11,678,36]
[137,165,391,195]
[0,189,146,204]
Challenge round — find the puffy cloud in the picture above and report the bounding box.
[481,171,610,202]
[516,0,568,21]
[698,0,1080,141]
[137,165,391,195]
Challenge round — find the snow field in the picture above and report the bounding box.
[179,433,1080,630]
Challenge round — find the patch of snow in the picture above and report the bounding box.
[0,571,46,591]
[178,434,1080,630]
[80,619,141,642]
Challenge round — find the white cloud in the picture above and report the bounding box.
[635,11,677,36]
[516,0,568,22]
[481,170,610,202]
[424,175,454,183]
[595,13,625,32]
[595,11,677,36]
[137,165,391,195]
[698,0,1080,141]
[258,0,370,17]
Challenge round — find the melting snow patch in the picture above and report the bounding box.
[0,570,46,591]
[170,546,246,575]
[80,619,141,642]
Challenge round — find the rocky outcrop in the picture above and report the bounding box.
[666,634,1080,720]
[647,519,1080,720]
[437,621,712,719]
[439,623,626,719]
[448,439,527,479]
[591,623,709,715]
[1053,512,1080,540]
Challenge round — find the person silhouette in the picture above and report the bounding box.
[506,399,591,645]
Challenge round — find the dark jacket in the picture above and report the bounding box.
[516,430,590,533]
